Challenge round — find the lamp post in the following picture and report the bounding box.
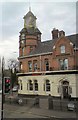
[1,57,5,120]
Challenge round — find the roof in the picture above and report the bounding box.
[23,11,36,19]
[29,34,78,56]
[20,27,41,35]
[67,34,78,48]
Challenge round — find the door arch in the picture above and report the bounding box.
[62,81,69,99]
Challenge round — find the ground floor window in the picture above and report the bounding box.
[43,80,51,91]
[19,80,23,90]
[29,80,33,91]
[34,80,38,91]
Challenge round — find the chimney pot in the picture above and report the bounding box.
[59,30,65,37]
[52,28,59,39]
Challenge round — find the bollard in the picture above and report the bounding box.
[18,98,23,105]
[60,96,62,110]
[48,94,53,110]
[35,96,39,107]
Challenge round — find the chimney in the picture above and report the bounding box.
[59,30,65,37]
[52,28,59,39]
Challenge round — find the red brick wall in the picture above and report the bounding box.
[19,34,38,56]
[19,36,78,72]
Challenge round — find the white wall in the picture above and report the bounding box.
[18,73,77,98]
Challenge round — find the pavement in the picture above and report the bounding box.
[3,102,77,119]
[3,93,78,119]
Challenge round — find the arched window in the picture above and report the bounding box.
[21,83,22,90]
[34,80,38,91]
[45,80,50,91]
[19,80,23,90]
[28,61,32,72]
[59,59,68,70]
[20,62,23,71]
[29,80,33,91]
[45,59,49,71]
[30,46,33,52]
[21,33,25,40]
[33,60,38,71]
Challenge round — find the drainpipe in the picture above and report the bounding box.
[40,55,42,71]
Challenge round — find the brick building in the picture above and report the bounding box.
[17,9,78,99]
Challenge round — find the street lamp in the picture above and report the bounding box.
[1,56,5,120]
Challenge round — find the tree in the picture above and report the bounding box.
[8,59,19,87]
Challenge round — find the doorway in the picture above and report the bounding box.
[62,81,69,99]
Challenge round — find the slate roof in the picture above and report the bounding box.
[23,11,36,19]
[20,27,41,35]
[67,34,78,48]
[29,34,78,56]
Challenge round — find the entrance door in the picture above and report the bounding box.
[63,85,68,98]
[62,81,69,99]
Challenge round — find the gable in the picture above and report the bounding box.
[52,36,74,56]
[27,34,78,56]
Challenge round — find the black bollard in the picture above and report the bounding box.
[35,95,39,107]
[48,94,53,110]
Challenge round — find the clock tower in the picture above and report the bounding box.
[19,9,41,57]
[23,9,36,28]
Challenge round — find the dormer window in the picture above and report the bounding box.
[60,45,65,53]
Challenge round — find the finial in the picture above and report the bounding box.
[29,6,31,11]
[29,0,31,11]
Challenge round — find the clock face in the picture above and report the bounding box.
[26,16,35,28]
[26,17,31,25]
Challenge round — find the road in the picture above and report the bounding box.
[2,92,77,119]
[3,101,77,119]
[4,103,76,118]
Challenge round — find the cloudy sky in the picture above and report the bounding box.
[0,0,77,68]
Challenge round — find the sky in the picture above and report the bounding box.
[0,0,77,68]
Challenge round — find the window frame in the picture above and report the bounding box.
[22,47,25,56]
[59,58,68,70]
[28,61,32,72]
[21,33,25,40]
[45,59,49,71]
[29,80,33,91]
[45,80,50,92]
[34,80,38,91]
[34,63,38,71]
[60,45,65,54]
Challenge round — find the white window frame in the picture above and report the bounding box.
[45,80,50,92]
[59,59,68,70]
[60,45,65,53]
[34,80,38,91]
[28,61,32,72]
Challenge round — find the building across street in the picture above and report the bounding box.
[17,8,78,100]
